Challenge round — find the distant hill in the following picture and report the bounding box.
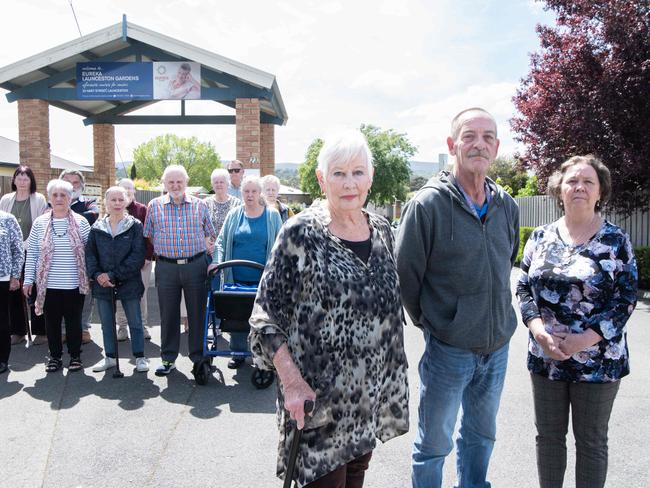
[275,161,443,178]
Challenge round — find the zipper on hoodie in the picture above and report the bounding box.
[481,220,494,352]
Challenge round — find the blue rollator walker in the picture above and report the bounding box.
[202,259,275,389]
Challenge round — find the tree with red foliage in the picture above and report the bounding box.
[512,0,650,214]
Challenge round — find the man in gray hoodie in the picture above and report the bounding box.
[396,107,519,488]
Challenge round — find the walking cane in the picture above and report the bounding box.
[20,283,33,344]
[111,286,124,379]
[283,400,314,488]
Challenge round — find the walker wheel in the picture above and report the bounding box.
[194,359,211,386]
[251,368,274,389]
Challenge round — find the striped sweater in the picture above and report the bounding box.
[24,212,90,289]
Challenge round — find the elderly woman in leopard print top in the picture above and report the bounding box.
[249,131,409,488]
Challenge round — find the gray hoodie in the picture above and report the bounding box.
[396,171,520,354]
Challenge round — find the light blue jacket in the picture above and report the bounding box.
[214,205,282,284]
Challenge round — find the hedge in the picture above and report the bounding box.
[515,226,535,266]
[636,247,650,290]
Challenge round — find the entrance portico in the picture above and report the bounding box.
[0,16,288,194]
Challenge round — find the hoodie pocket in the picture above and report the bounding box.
[438,291,491,349]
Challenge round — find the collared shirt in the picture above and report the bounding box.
[227,184,242,200]
[143,193,216,259]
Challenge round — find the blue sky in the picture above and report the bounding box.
[0,0,554,166]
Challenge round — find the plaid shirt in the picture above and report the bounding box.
[143,194,216,259]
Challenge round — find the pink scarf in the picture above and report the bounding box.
[34,211,89,315]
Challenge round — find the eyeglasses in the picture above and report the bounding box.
[227,168,242,174]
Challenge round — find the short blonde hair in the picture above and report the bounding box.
[241,175,263,193]
[211,168,229,182]
[104,185,128,200]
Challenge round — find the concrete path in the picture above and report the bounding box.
[1,273,648,487]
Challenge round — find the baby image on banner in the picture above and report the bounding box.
[153,61,201,100]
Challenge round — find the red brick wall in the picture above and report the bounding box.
[235,98,260,170]
[92,124,115,196]
[260,123,275,176]
[17,99,51,193]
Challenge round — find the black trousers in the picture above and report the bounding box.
[8,262,46,336]
[0,282,10,363]
[44,288,84,359]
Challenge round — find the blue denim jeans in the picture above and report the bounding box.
[412,330,509,488]
[96,298,144,358]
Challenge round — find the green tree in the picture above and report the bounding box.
[488,157,529,196]
[133,134,222,190]
[298,138,324,199]
[410,175,428,192]
[298,125,415,205]
[516,175,539,197]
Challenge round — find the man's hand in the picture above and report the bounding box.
[96,273,115,288]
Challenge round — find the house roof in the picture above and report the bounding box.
[0,135,91,172]
[0,18,287,125]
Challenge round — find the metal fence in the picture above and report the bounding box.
[134,189,162,205]
[515,195,650,248]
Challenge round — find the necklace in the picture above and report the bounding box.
[51,219,68,238]
[560,214,602,248]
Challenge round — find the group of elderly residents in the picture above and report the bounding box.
[0,106,639,488]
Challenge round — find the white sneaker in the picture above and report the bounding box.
[116,327,128,342]
[143,326,151,340]
[92,357,117,372]
[135,357,149,372]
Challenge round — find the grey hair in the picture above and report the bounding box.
[241,175,263,193]
[227,159,244,169]
[47,179,73,198]
[261,174,281,189]
[211,168,229,182]
[59,169,86,188]
[316,131,373,174]
[162,164,189,182]
[118,178,135,189]
[450,107,497,140]
[105,185,128,200]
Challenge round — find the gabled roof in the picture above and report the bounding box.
[0,135,91,172]
[0,18,287,125]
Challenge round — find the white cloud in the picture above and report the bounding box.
[0,0,548,166]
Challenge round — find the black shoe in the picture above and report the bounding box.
[0,362,7,374]
[227,357,245,369]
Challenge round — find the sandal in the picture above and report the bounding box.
[45,358,63,373]
[68,357,83,372]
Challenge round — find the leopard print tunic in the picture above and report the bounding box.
[249,204,409,487]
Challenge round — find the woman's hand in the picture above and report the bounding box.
[528,318,569,361]
[283,372,317,430]
[273,344,316,429]
[207,263,219,273]
[9,277,20,291]
[96,273,114,288]
[22,284,32,298]
[557,329,602,356]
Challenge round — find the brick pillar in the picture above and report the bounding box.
[92,124,115,197]
[235,98,260,170]
[260,123,275,176]
[17,99,51,193]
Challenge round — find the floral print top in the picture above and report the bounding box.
[517,220,637,383]
[204,195,241,236]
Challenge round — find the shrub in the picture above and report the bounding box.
[636,247,650,290]
[515,226,535,266]
[287,202,305,215]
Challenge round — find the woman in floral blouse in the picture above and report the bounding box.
[249,132,408,487]
[517,155,637,488]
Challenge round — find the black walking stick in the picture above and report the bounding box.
[111,286,124,379]
[284,400,314,488]
[20,283,32,344]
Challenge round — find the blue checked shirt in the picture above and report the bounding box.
[143,194,216,259]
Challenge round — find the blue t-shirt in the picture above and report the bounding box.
[232,207,268,283]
